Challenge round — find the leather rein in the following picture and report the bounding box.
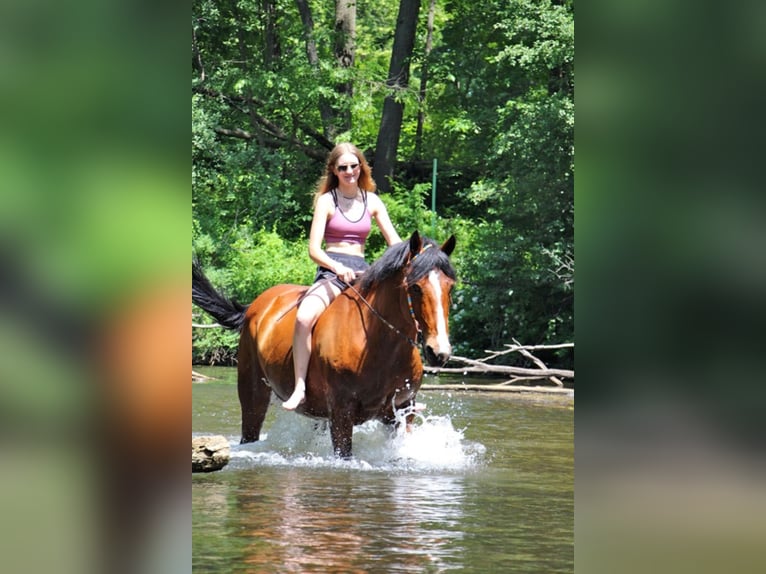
[282,245,435,349]
[340,279,421,349]
[339,244,434,349]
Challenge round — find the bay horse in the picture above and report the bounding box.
[192,231,457,458]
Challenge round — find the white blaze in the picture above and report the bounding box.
[428,270,451,353]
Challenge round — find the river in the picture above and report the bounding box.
[193,367,573,573]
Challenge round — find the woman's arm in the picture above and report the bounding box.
[369,194,402,246]
[308,194,336,266]
[307,194,356,282]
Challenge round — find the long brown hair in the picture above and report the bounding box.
[313,142,376,205]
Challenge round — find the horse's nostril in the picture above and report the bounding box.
[425,346,450,367]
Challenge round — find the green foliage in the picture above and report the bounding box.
[192,324,240,366]
[431,0,574,363]
[225,228,316,298]
[376,183,434,249]
[192,227,316,364]
[193,226,315,301]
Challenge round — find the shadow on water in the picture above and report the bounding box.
[193,367,573,573]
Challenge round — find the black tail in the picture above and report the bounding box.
[192,260,247,331]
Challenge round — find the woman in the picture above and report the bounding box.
[283,143,402,409]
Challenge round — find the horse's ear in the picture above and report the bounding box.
[441,235,456,256]
[409,230,422,256]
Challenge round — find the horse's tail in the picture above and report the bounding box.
[192,260,247,331]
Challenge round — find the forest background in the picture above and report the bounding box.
[192,0,574,372]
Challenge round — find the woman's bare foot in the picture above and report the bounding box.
[282,384,305,410]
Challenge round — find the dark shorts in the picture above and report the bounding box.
[313,252,369,290]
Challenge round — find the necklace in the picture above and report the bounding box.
[338,189,358,203]
[333,189,367,223]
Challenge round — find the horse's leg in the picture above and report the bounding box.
[329,410,354,459]
[237,354,271,444]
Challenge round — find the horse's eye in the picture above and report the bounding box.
[409,284,422,295]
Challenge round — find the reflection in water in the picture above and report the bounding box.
[220,409,476,572]
[224,469,469,573]
[376,473,466,572]
[193,377,573,573]
[238,469,368,573]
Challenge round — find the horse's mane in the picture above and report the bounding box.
[358,236,456,294]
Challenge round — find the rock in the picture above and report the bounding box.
[192,435,230,472]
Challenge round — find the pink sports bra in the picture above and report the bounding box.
[324,189,372,245]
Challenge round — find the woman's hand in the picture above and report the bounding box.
[334,264,356,284]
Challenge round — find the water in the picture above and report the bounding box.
[193,367,573,573]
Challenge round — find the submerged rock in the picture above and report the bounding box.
[192,435,230,472]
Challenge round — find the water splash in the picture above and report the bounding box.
[226,402,486,472]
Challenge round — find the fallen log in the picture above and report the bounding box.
[420,383,573,395]
[192,370,214,382]
[424,361,573,378]
[423,342,574,386]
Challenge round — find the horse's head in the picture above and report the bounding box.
[404,231,457,367]
[358,231,457,366]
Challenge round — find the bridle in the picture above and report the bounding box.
[280,244,439,348]
[278,279,419,347]
[340,244,435,349]
[341,280,421,348]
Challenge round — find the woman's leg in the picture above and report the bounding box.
[283,281,342,410]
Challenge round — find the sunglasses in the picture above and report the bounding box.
[337,163,359,172]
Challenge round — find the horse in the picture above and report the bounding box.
[192,231,457,458]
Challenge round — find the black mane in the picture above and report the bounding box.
[358,236,456,294]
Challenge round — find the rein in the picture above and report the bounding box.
[281,244,435,348]
[278,278,420,348]
[274,276,420,347]
[341,244,434,349]
[340,280,421,348]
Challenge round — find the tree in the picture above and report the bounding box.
[332,0,356,137]
[192,0,575,369]
[414,0,436,159]
[295,0,357,140]
[373,0,422,192]
[438,0,574,360]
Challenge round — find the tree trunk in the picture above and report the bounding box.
[295,0,356,141]
[373,0,422,192]
[231,2,265,146]
[192,22,205,82]
[422,343,575,386]
[295,0,335,138]
[415,0,435,159]
[262,0,281,69]
[333,0,357,137]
